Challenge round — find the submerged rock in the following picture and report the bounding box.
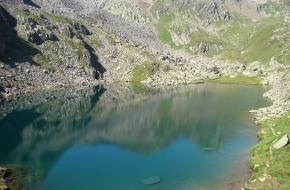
[142,176,161,185]
[273,134,289,149]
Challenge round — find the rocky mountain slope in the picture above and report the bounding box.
[0,0,289,101]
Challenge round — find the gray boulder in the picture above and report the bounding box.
[142,176,161,185]
[273,134,289,149]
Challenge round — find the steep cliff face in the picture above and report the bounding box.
[0,5,16,59]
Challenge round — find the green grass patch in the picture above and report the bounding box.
[33,53,55,72]
[131,82,150,94]
[155,14,175,45]
[132,64,148,82]
[45,13,72,24]
[65,39,85,58]
[279,181,290,190]
[208,74,261,85]
[269,114,290,185]
[131,61,161,82]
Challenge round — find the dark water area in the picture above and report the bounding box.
[0,83,269,190]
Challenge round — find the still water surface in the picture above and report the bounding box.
[0,83,268,190]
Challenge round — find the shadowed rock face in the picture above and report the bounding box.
[0,6,17,59]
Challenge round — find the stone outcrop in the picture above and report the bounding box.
[196,42,223,53]
[24,18,57,45]
[0,167,14,190]
[63,24,74,38]
[194,1,232,22]
[72,21,91,35]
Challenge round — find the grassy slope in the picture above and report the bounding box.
[243,17,290,65]
[152,4,289,66]
[248,112,290,190]
[216,16,254,62]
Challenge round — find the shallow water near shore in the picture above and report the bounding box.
[0,83,269,190]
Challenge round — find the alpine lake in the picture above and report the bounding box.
[0,83,269,190]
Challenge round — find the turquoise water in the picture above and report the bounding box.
[0,83,268,190]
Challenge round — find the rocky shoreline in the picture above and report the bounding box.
[245,65,290,189]
[0,167,18,190]
[141,56,265,88]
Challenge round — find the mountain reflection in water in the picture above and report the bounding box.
[0,83,268,190]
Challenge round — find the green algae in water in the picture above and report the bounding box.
[0,83,269,190]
